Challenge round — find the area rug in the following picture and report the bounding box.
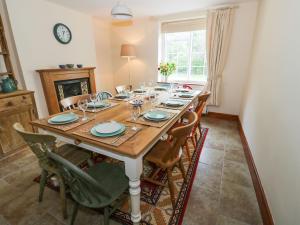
[34,128,208,225]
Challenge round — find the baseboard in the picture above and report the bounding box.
[206,112,239,121]
[237,119,274,225]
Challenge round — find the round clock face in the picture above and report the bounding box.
[53,23,72,44]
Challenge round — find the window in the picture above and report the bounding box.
[160,19,207,83]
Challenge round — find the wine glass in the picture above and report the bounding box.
[130,104,140,131]
[78,99,88,121]
[90,93,98,113]
[140,82,146,92]
[149,92,157,111]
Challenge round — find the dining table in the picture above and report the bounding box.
[31,88,202,224]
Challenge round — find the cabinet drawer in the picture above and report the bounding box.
[0,94,33,111]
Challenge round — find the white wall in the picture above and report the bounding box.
[111,18,159,90]
[207,1,258,115]
[110,2,258,114]
[5,0,97,117]
[93,19,114,93]
[240,0,300,224]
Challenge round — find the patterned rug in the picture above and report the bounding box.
[34,128,208,225]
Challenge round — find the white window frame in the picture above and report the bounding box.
[160,31,207,85]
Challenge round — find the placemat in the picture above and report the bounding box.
[84,102,119,113]
[72,123,142,147]
[126,111,177,128]
[33,115,94,132]
[155,101,188,110]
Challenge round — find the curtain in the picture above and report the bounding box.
[205,8,234,106]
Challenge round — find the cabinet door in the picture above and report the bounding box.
[0,106,35,155]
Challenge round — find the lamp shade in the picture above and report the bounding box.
[120,44,136,58]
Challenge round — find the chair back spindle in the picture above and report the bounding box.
[60,94,91,111]
[164,111,197,164]
[115,85,132,94]
[13,123,57,165]
[47,151,113,208]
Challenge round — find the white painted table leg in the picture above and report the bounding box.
[125,157,143,224]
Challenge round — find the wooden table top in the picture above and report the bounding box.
[31,91,201,158]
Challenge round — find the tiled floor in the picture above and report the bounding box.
[0,117,263,225]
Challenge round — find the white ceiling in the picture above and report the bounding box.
[46,0,256,18]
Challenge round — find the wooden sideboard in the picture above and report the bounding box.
[0,90,38,157]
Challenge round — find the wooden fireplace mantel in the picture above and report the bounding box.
[36,67,96,115]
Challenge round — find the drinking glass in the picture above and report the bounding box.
[140,82,146,92]
[149,92,156,111]
[131,105,140,131]
[78,99,88,121]
[90,93,98,113]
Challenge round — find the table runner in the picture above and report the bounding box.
[72,123,142,147]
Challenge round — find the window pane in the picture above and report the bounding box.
[191,67,204,75]
[192,53,205,67]
[162,30,207,83]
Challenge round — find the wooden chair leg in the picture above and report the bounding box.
[103,207,110,225]
[178,158,187,183]
[58,176,68,219]
[167,168,176,209]
[198,123,202,137]
[191,136,196,149]
[69,202,78,225]
[185,141,191,162]
[39,169,48,202]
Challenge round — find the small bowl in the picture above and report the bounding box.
[59,65,66,69]
[77,64,83,68]
[66,64,74,69]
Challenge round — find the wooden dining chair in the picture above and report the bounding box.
[97,91,113,100]
[60,94,91,111]
[13,123,91,219]
[183,91,211,159]
[144,111,197,208]
[115,85,132,94]
[196,91,211,133]
[47,151,128,225]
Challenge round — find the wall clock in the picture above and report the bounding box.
[53,23,72,44]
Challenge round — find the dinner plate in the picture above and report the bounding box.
[143,111,169,121]
[90,123,126,137]
[95,122,123,134]
[115,94,129,99]
[133,89,146,93]
[178,93,193,98]
[175,89,190,93]
[154,86,167,91]
[87,102,110,108]
[48,113,79,124]
[164,100,185,107]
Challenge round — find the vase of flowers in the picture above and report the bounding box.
[158,62,176,82]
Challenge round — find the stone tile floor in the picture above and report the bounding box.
[0,117,263,225]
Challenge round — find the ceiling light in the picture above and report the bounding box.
[111,2,133,20]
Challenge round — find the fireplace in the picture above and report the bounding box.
[36,67,96,114]
[54,78,91,111]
